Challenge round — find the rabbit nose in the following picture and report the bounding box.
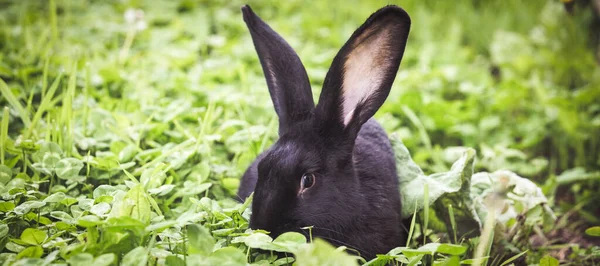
[249,198,287,234]
[249,205,276,231]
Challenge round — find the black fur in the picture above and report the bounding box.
[242,5,314,136]
[238,5,411,259]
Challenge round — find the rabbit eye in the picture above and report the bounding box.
[300,173,315,190]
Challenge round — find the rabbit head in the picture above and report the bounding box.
[240,4,410,258]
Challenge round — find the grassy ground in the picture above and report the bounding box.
[0,0,599,265]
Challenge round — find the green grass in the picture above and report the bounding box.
[1,0,599,265]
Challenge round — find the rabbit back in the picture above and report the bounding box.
[354,119,401,214]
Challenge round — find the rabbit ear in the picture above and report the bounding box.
[242,5,315,136]
[315,6,410,137]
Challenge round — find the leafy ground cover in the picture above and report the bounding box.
[0,0,599,265]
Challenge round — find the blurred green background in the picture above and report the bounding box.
[0,0,599,264]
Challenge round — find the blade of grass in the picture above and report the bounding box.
[499,249,528,266]
[83,63,90,137]
[61,64,77,156]
[1,107,9,164]
[0,78,31,127]
[49,0,58,41]
[25,72,63,139]
[32,28,51,61]
[407,254,424,266]
[26,80,35,122]
[406,201,418,247]
[423,182,429,245]
[195,100,215,155]
[42,57,50,99]
[448,204,457,244]
[402,105,431,151]
[402,104,447,168]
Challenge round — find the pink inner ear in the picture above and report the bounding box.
[340,28,393,126]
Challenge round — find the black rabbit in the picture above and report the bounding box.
[237,5,411,259]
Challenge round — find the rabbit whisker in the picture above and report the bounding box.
[314,235,368,256]
[308,226,351,238]
[298,225,367,255]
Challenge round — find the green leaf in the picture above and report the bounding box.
[232,231,306,253]
[148,184,175,196]
[556,167,600,184]
[294,238,359,266]
[32,142,63,163]
[56,221,76,231]
[50,211,73,222]
[436,255,460,266]
[20,228,47,245]
[0,201,15,212]
[16,246,43,259]
[197,161,211,179]
[118,144,138,162]
[68,253,94,266]
[181,181,212,196]
[105,216,146,237]
[406,254,424,266]
[55,158,84,180]
[60,197,78,206]
[221,177,239,191]
[0,224,8,238]
[43,192,66,203]
[211,228,235,237]
[145,220,178,233]
[43,250,60,265]
[14,201,46,215]
[90,202,111,216]
[9,187,26,195]
[165,255,185,266]
[40,153,61,173]
[6,241,25,253]
[95,195,114,204]
[77,215,104,227]
[140,166,167,190]
[271,232,307,253]
[205,247,246,266]
[0,165,11,184]
[394,137,473,215]
[79,198,95,211]
[273,257,295,266]
[235,232,273,250]
[539,255,559,266]
[122,247,148,266]
[470,170,555,235]
[402,243,440,257]
[187,224,215,255]
[585,226,600,237]
[436,243,467,255]
[111,184,151,224]
[93,185,120,199]
[98,64,122,82]
[393,136,481,238]
[94,253,116,266]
